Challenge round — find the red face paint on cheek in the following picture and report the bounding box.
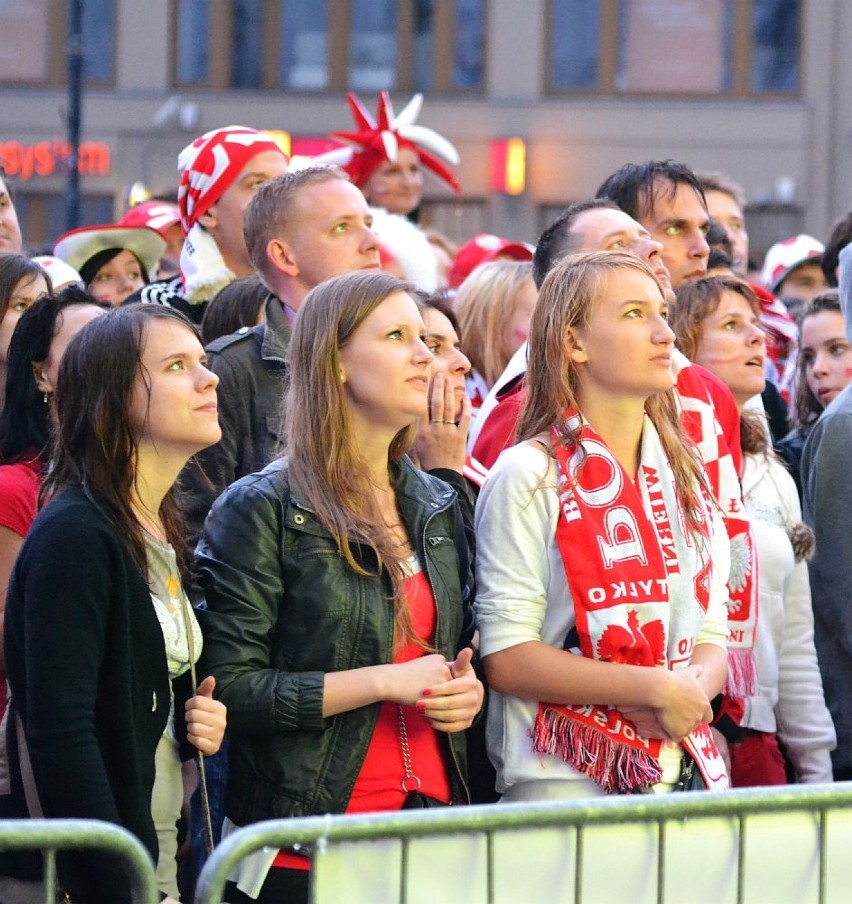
[702,354,740,366]
[845,367,852,379]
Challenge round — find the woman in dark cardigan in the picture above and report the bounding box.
[0,304,226,903]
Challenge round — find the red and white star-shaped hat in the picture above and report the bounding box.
[317,91,460,192]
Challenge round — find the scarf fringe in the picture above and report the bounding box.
[184,268,235,306]
[724,648,758,698]
[532,707,662,794]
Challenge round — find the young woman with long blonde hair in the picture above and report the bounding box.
[475,251,730,800]
[197,271,483,903]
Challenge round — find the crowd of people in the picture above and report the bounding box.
[0,90,850,902]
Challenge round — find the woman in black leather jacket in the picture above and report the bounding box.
[197,271,484,904]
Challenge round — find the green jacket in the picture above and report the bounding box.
[196,455,473,825]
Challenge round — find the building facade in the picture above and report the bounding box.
[0,0,847,261]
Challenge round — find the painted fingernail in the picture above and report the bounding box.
[422,688,432,697]
[416,701,426,713]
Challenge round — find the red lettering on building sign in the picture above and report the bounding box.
[0,140,111,181]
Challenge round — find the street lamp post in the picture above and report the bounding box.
[66,0,83,231]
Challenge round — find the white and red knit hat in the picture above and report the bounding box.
[759,233,824,295]
[176,126,287,235]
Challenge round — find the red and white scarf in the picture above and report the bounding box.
[673,354,758,697]
[532,415,729,793]
[462,454,489,488]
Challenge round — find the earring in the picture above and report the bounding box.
[43,392,49,404]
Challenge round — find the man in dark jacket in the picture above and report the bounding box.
[801,241,852,780]
[181,166,382,553]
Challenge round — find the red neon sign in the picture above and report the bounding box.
[0,140,111,181]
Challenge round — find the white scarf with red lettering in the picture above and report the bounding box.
[673,355,758,697]
[532,414,729,793]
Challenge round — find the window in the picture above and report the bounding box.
[172,0,485,93]
[0,0,52,84]
[546,0,801,97]
[752,0,800,92]
[279,1,328,90]
[453,0,485,89]
[549,0,601,91]
[348,0,398,91]
[80,0,116,83]
[175,0,210,85]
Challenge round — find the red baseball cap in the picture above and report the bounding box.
[118,201,181,237]
[449,234,534,289]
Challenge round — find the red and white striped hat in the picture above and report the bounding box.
[177,126,287,235]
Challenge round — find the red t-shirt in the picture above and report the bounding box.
[345,569,451,813]
[0,456,41,719]
[273,568,450,870]
[0,457,40,537]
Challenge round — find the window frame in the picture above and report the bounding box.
[543,0,803,99]
[170,0,487,94]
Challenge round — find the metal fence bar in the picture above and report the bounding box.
[574,822,583,904]
[0,819,160,904]
[44,848,56,904]
[196,783,852,904]
[819,808,828,904]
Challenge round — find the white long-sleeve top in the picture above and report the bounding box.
[474,440,730,795]
[741,450,836,782]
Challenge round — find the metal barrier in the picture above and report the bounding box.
[195,783,852,904]
[0,818,160,903]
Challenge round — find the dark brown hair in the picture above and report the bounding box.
[45,304,199,584]
[201,273,268,345]
[794,289,844,427]
[0,253,51,325]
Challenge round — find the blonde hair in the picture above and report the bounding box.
[284,270,423,647]
[517,251,709,534]
[454,260,535,386]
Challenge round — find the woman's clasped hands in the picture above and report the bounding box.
[389,647,484,733]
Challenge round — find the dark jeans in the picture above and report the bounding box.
[180,737,230,901]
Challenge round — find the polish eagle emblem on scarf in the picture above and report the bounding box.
[596,610,666,667]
